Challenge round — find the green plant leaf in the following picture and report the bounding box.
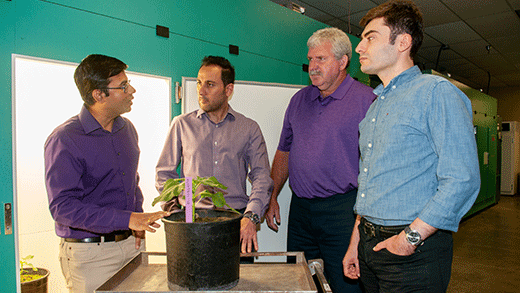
[152,178,185,206]
[152,176,239,216]
[20,255,37,274]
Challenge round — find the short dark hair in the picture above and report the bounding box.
[360,0,423,58]
[74,54,128,106]
[200,56,235,86]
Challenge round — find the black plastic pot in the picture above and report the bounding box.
[21,268,50,293]
[162,209,242,291]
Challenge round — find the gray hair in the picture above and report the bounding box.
[307,27,352,66]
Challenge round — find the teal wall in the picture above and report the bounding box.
[0,1,17,291]
[0,0,367,291]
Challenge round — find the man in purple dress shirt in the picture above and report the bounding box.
[44,54,170,293]
[265,28,376,293]
[156,56,273,254]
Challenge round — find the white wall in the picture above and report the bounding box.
[13,55,170,292]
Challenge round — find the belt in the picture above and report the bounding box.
[360,218,406,239]
[64,230,132,243]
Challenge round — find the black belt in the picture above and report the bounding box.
[360,218,407,239]
[64,230,132,243]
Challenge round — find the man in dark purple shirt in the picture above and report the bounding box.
[44,54,170,293]
[265,28,376,293]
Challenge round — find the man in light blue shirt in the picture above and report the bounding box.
[342,1,480,292]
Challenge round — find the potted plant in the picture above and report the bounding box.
[152,176,243,291]
[20,255,50,293]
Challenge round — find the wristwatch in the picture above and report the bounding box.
[404,226,423,246]
[243,211,260,225]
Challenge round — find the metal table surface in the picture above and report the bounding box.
[96,251,331,293]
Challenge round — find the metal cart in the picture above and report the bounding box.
[96,251,331,293]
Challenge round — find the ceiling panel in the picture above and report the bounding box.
[337,10,370,35]
[417,46,462,62]
[325,18,356,35]
[503,51,520,69]
[448,39,499,58]
[508,0,520,9]
[319,0,377,15]
[488,78,507,88]
[441,0,511,19]
[488,35,520,54]
[495,72,520,84]
[425,21,481,44]
[412,0,460,26]
[465,11,520,40]
[467,54,518,75]
[421,34,442,49]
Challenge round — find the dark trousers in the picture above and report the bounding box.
[358,219,453,293]
[287,190,362,293]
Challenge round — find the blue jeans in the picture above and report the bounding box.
[358,219,453,293]
[287,190,362,293]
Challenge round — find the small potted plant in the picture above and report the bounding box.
[152,176,243,291]
[20,255,50,293]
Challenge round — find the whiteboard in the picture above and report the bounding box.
[182,77,305,259]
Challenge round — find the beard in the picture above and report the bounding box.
[199,96,227,113]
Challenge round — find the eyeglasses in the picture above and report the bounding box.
[103,80,132,93]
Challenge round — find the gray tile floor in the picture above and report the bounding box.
[448,195,520,293]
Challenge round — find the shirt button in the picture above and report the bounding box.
[122,172,125,176]
[364,168,368,172]
[214,141,217,145]
[381,96,385,100]
[368,143,372,148]
[372,118,376,122]
[214,161,218,165]
[392,85,396,89]
[216,125,219,128]
[361,193,365,198]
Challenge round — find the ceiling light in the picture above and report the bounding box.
[286,2,305,14]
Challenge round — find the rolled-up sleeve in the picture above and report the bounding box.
[418,81,481,231]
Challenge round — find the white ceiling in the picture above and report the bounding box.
[269,0,520,91]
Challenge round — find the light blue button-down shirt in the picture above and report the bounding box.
[354,66,480,232]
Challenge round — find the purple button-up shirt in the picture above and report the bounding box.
[44,105,143,239]
[155,106,273,217]
[278,75,376,199]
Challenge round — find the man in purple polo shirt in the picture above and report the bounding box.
[44,54,170,293]
[265,28,376,293]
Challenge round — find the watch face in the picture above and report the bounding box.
[406,231,421,245]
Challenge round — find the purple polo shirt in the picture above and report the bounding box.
[278,75,376,199]
[44,105,143,239]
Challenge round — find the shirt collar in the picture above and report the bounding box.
[311,74,355,101]
[374,66,421,96]
[196,104,236,122]
[78,104,125,134]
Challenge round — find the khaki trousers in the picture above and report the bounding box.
[59,236,144,293]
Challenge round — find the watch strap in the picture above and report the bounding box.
[243,211,260,225]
